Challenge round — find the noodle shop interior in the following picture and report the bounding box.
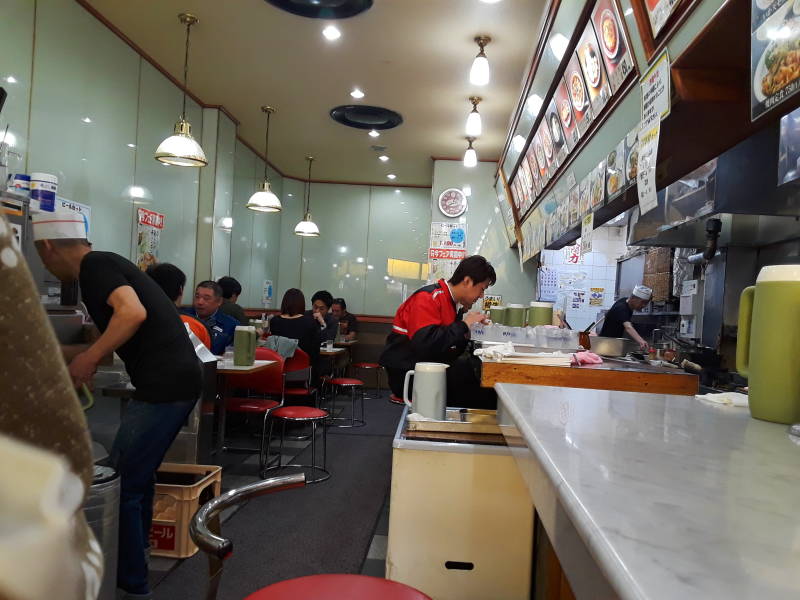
[3,0,800,599]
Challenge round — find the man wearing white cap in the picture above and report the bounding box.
[599,284,652,351]
[33,208,202,600]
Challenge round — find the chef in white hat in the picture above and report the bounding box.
[33,207,202,599]
[599,284,652,351]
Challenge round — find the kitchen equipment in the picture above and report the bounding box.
[403,362,448,420]
[589,336,638,357]
[737,264,800,424]
[506,304,526,327]
[489,305,506,325]
[528,301,554,326]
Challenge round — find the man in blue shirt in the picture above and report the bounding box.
[182,281,237,355]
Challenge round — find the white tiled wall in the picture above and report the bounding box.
[541,226,627,331]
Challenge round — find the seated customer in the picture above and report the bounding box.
[146,263,211,349]
[182,281,237,355]
[307,290,339,341]
[380,255,495,409]
[217,276,247,325]
[270,288,321,366]
[332,298,358,341]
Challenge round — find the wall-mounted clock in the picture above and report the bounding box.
[438,187,468,218]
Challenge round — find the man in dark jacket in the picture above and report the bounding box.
[380,255,496,408]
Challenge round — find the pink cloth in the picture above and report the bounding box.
[572,351,603,365]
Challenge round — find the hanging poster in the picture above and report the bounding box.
[527,149,542,198]
[565,242,583,264]
[591,0,635,93]
[576,22,613,116]
[262,280,273,308]
[579,175,591,217]
[429,258,462,281]
[638,51,669,214]
[646,0,683,38]
[483,294,503,311]
[581,212,594,255]
[545,99,569,165]
[751,0,800,120]
[589,287,605,306]
[555,78,580,151]
[429,222,467,253]
[565,55,595,137]
[538,266,559,302]
[637,121,661,215]
[625,127,640,181]
[135,208,165,271]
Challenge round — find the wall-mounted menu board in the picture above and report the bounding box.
[751,0,800,120]
[630,0,702,61]
[508,0,637,233]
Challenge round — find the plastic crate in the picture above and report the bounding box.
[149,463,222,558]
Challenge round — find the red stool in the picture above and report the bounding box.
[389,394,405,405]
[351,362,383,399]
[245,574,431,599]
[264,406,329,483]
[328,377,365,428]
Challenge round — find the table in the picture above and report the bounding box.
[496,382,800,600]
[215,359,276,457]
[481,356,698,395]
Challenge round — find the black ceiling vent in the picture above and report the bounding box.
[330,105,403,130]
[266,0,372,19]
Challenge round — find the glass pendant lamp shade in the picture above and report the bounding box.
[155,118,207,166]
[295,156,320,237]
[294,212,320,237]
[465,96,482,137]
[155,13,206,167]
[463,137,478,168]
[247,105,281,212]
[469,36,491,86]
[246,180,281,212]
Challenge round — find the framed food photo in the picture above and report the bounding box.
[519,157,534,210]
[576,22,613,115]
[751,0,800,120]
[532,130,551,186]
[579,174,591,217]
[511,178,523,212]
[591,0,636,93]
[526,147,542,197]
[565,54,595,137]
[630,0,702,61]
[545,98,570,164]
[591,160,607,209]
[569,185,580,227]
[538,118,560,172]
[606,139,626,198]
[554,78,579,151]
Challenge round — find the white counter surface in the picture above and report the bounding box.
[496,382,800,600]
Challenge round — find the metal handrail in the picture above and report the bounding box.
[190,473,305,559]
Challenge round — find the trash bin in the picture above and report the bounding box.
[84,465,120,600]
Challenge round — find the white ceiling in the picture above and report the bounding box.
[85,0,547,186]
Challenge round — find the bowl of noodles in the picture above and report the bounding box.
[755,17,800,103]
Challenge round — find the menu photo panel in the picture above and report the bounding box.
[554,77,580,151]
[577,22,613,115]
[565,54,595,137]
[538,118,560,172]
[545,98,570,165]
[751,0,800,120]
[591,0,636,93]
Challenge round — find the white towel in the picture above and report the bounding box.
[474,343,572,366]
[695,392,749,408]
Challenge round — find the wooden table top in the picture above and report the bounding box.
[481,357,699,396]
[216,359,276,374]
[334,340,358,347]
[320,348,346,356]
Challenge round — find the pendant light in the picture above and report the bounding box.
[294,156,320,237]
[463,137,478,168]
[465,96,482,137]
[155,13,207,167]
[246,106,281,212]
[469,36,491,86]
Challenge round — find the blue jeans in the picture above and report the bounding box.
[110,398,197,594]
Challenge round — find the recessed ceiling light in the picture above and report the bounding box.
[512,134,526,152]
[463,185,472,196]
[549,34,569,61]
[624,7,633,15]
[5,76,17,84]
[368,129,380,138]
[350,88,365,99]
[378,155,389,162]
[322,25,341,40]
[287,193,293,197]
[387,173,396,180]
[526,94,544,117]
[82,117,92,123]
[127,143,136,148]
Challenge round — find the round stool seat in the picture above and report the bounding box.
[245,574,432,600]
[353,362,380,369]
[271,406,327,420]
[389,394,405,405]
[329,377,364,386]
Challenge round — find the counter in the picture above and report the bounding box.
[482,356,698,396]
[496,382,800,600]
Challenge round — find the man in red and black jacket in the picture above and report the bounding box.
[380,255,497,408]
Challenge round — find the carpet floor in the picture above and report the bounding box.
[152,392,403,599]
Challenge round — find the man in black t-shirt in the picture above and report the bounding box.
[599,284,652,350]
[331,297,358,341]
[33,209,201,599]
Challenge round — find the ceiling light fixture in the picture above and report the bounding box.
[246,105,281,212]
[465,96,482,137]
[155,13,207,167]
[378,155,389,162]
[368,129,380,138]
[323,25,341,40]
[350,88,365,99]
[549,33,569,61]
[469,35,491,86]
[512,134,526,152]
[5,76,17,84]
[526,94,543,117]
[463,137,478,168]
[387,173,396,180]
[294,156,320,237]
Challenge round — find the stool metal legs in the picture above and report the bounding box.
[329,384,365,428]
[263,416,330,483]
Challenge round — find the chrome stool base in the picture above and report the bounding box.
[264,407,329,484]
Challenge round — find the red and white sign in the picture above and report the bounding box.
[136,208,165,271]
[428,248,467,260]
[149,524,176,551]
[137,208,165,229]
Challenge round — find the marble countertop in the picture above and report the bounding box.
[496,382,800,600]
